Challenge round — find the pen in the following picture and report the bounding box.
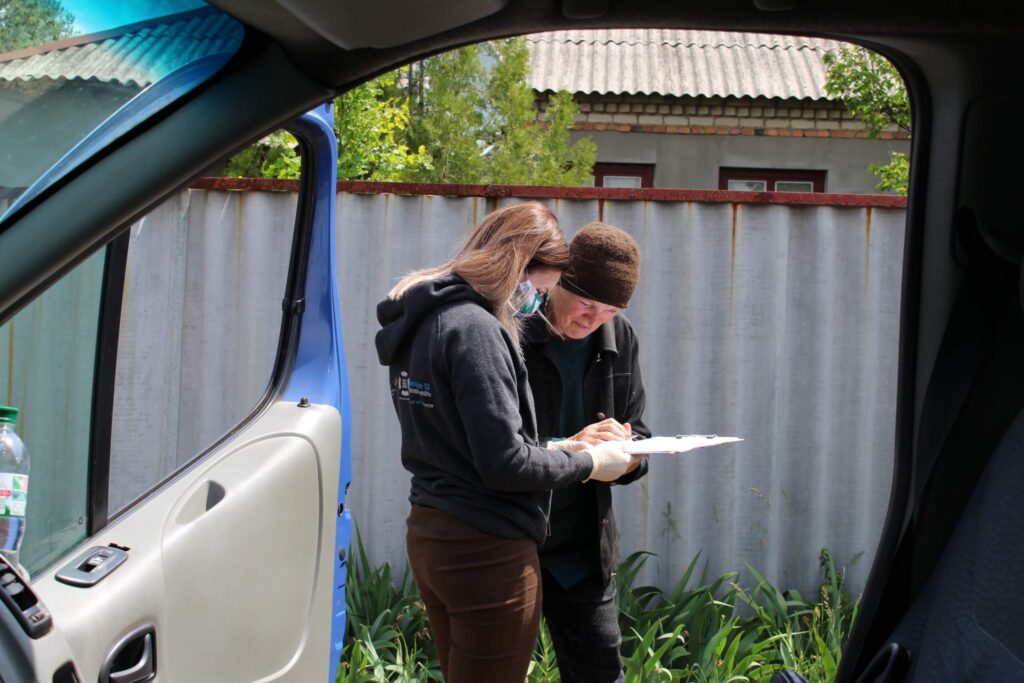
[597,412,643,440]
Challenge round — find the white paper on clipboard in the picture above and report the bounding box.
[624,435,742,455]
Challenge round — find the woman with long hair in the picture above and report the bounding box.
[375,202,638,683]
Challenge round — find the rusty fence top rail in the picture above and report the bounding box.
[190,177,908,209]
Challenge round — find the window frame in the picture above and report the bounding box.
[81,127,316,543]
[593,162,655,188]
[719,167,827,193]
[86,232,130,535]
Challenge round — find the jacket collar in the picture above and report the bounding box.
[522,310,618,356]
[521,314,552,346]
[594,319,618,355]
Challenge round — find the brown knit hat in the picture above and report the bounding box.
[560,222,641,309]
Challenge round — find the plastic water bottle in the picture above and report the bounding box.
[0,406,29,570]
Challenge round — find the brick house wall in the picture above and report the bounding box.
[536,92,910,141]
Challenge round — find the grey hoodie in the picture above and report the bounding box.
[376,274,593,543]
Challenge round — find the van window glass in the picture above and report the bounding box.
[0,249,104,574]
[0,0,244,221]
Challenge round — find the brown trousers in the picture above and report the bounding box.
[406,505,542,683]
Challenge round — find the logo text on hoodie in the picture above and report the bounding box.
[396,371,434,408]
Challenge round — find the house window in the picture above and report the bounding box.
[728,179,768,192]
[719,167,826,193]
[593,163,655,188]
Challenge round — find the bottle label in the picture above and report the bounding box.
[0,474,28,517]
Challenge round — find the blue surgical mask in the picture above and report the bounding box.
[513,279,547,318]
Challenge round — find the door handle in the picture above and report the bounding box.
[101,626,156,683]
[852,642,910,683]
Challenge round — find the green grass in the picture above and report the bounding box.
[338,537,858,683]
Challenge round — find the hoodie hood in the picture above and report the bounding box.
[375,274,489,365]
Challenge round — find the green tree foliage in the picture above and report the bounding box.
[869,150,909,196]
[223,72,429,181]
[403,38,595,185]
[824,46,911,194]
[222,131,301,179]
[226,38,595,186]
[403,45,488,183]
[481,38,596,186]
[0,0,74,53]
[336,71,430,181]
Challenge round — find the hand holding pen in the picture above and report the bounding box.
[571,412,632,445]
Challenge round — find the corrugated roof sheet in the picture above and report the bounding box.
[528,30,845,100]
[0,9,242,87]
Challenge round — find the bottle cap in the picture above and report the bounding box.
[0,406,18,425]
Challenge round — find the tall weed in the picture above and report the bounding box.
[340,542,858,683]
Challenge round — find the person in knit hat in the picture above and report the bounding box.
[522,221,650,683]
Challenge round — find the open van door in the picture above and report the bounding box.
[0,100,351,682]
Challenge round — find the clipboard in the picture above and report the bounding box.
[623,435,742,455]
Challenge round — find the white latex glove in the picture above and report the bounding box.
[546,439,589,452]
[583,439,643,482]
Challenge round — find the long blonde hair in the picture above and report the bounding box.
[389,202,569,343]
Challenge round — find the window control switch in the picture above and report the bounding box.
[56,546,129,588]
[0,555,51,638]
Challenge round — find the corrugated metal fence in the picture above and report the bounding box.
[335,186,905,596]
[3,184,905,596]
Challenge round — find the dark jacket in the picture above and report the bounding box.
[522,314,650,585]
[375,275,593,543]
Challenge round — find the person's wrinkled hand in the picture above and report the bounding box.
[583,439,645,482]
[570,418,632,445]
[546,439,589,452]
